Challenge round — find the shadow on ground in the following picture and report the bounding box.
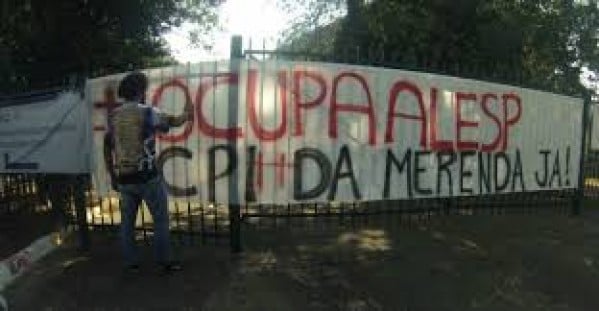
[4,204,598,311]
[3,233,234,311]
[0,209,55,259]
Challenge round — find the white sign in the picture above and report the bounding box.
[88,61,583,203]
[0,91,91,173]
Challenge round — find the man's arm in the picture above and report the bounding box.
[157,99,193,130]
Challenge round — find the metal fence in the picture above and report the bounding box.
[0,174,40,214]
[231,37,592,249]
[84,186,231,245]
[0,36,595,253]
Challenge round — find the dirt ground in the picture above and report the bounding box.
[0,209,56,259]
[2,203,597,311]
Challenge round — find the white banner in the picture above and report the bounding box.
[88,61,583,203]
[0,91,91,173]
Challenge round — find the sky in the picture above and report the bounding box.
[164,0,293,63]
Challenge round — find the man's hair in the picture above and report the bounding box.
[117,71,148,101]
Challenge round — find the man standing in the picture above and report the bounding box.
[103,72,192,272]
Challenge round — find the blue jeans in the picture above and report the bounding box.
[118,176,171,266]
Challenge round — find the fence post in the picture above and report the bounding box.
[74,174,90,251]
[228,35,243,253]
[574,92,591,216]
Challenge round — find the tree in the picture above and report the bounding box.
[278,0,599,97]
[276,0,344,56]
[0,0,222,94]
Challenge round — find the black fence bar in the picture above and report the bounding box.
[575,92,592,215]
[228,35,243,253]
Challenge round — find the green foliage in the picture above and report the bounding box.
[0,0,221,94]
[276,0,345,56]
[279,0,599,97]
